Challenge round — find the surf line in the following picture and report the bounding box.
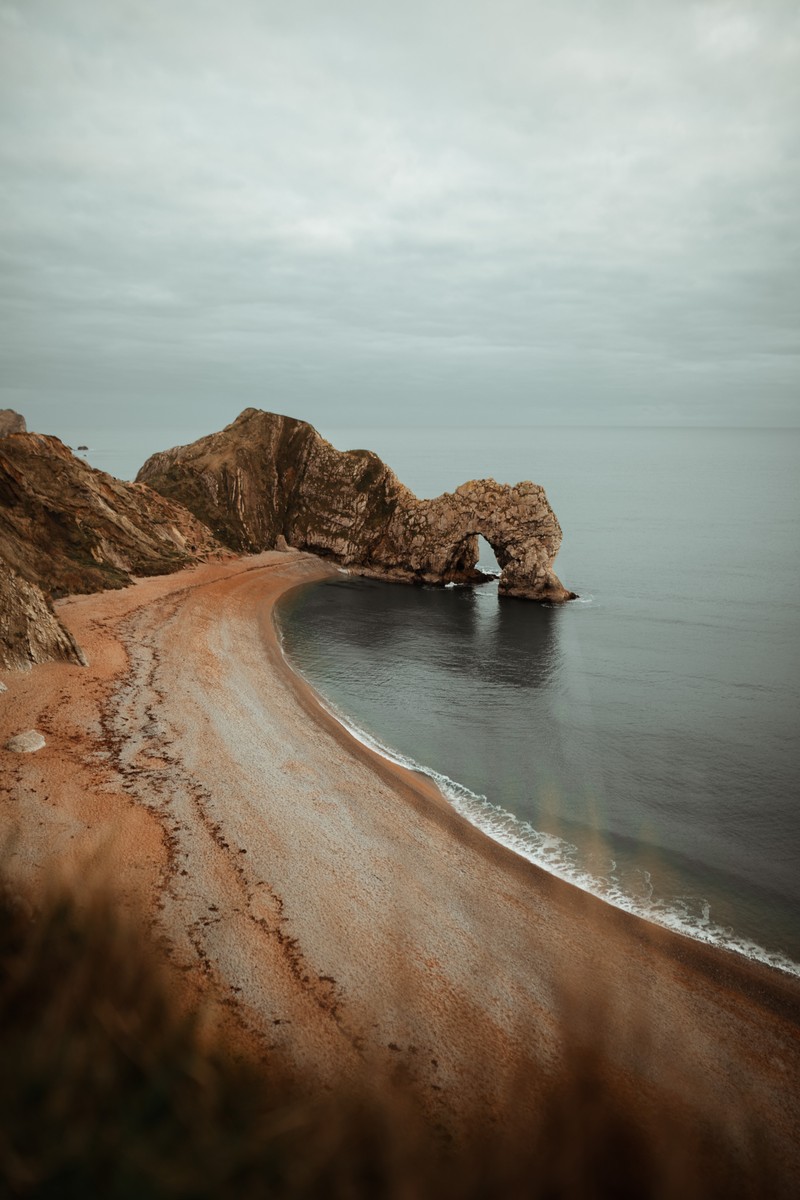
[272,601,800,981]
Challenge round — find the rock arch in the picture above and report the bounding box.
[376,478,574,602]
[137,410,575,603]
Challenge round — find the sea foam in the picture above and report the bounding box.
[275,617,800,980]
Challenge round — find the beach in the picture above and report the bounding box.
[1,550,799,1169]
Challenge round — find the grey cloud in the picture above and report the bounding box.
[1,0,798,438]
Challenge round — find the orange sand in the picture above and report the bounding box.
[1,550,798,1162]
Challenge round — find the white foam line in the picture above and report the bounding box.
[275,616,800,981]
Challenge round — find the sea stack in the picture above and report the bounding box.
[137,408,574,602]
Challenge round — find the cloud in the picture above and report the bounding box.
[0,0,798,433]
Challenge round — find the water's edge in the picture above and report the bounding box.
[273,582,800,981]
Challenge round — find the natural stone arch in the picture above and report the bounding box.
[377,478,574,601]
[138,410,575,603]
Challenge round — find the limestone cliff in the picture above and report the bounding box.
[0,433,224,670]
[0,571,86,671]
[138,409,574,602]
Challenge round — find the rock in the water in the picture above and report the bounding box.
[5,729,46,753]
[0,409,26,437]
[138,409,574,602]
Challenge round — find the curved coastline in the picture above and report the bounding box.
[273,580,800,981]
[271,577,800,1015]
[1,550,799,1162]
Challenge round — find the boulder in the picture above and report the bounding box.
[5,729,46,753]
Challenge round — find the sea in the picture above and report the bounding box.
[276,426,800,976]
[75,423,800,975]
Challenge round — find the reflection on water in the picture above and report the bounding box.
[301,576,563,693]
[278,572,800,973]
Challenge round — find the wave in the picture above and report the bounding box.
[274,611,800,980]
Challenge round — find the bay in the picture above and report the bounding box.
[277,427,800,973]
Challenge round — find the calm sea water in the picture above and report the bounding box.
[45,426,205,482]
[277,427,800,974]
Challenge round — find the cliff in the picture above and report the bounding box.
[0,431,223,670]
[138,408,574,602]
[0,409,573,670]
[0,570,86,672]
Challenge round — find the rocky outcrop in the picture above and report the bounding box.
[0,570,85,671]
[0,433,225,670]
[0,410,573,669]
[0,409,26,437]
[377,477,572,601]
[138,409,574,602]
[1,433,222,599]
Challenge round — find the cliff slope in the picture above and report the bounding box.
[0,431,223,670]
[0,569,86,672]
[138,409,573,602]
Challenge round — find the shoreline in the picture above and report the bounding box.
[270,576,800,1020]
[275,592,800,982]
[1,550,799,1157]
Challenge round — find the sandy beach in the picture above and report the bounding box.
[1,550,799,1169]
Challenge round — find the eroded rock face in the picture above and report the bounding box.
[0,410,26,437]
[377,477,572,602]
[0,433,225,669]
[138,409,573,602]
[1,433,223,599]
[0,570,85,671]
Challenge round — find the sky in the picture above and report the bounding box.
[1,0,798,441]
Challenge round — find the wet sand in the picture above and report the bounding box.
[1,550,799,1165]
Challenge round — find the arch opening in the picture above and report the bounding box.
[440,531,513,587]
[477,534,501,577]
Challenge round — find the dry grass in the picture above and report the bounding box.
[0,871,783,1199]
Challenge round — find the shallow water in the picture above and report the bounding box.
[277,427,800,973]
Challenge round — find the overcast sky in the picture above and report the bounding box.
[1,0,798,437]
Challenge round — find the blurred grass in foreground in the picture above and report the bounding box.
[0,871,780,1199]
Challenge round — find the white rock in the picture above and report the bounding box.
[5,730,46,753]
